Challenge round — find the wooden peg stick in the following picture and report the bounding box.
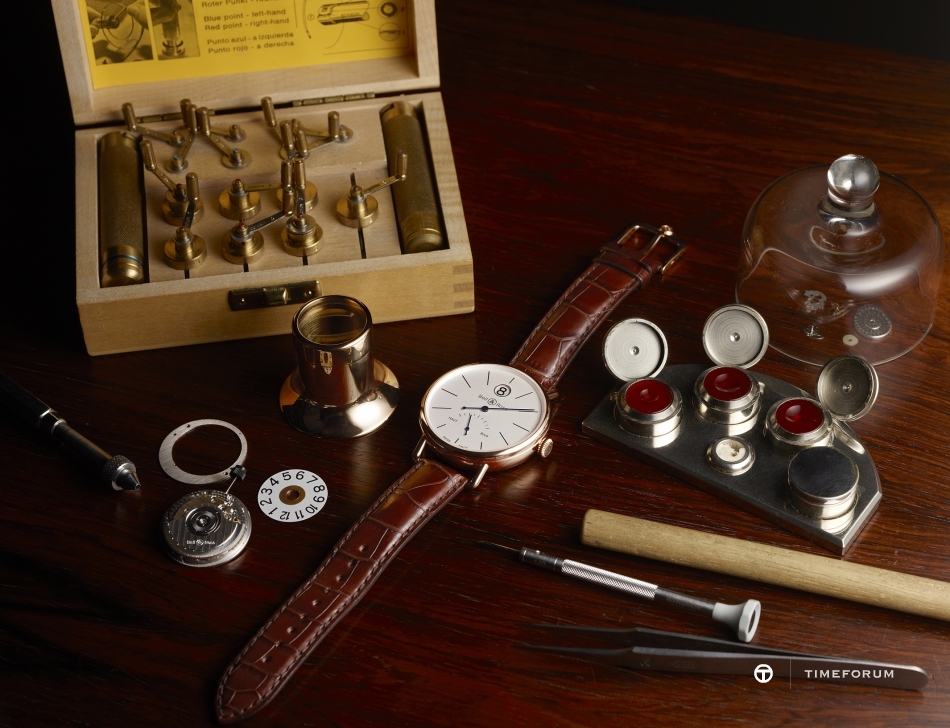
[581,510,950,622]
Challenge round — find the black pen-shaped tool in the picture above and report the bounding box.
[1,371,141,491]
[477,541,760,641]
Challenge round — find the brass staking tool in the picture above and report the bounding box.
[196,107,250,169]
[122,102,184,147]
[275,129,318,210]
[221,179,296,266]
[336,150,408,228]
[282,159,323,257]
[166,100,198,173]
[218,161,292,221]
[220,180,262,221]
[164,100,244,173]
[141,140,205,226]
[262,97,352,160]
[164,173,207,272]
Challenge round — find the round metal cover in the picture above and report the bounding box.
[702,305,769,368]
[853,304,892,339]
[603,318,668,381]
[816,355,878,421]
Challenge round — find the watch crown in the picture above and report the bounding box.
[537,438,554,458]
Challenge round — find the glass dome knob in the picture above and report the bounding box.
[825,154,880,212]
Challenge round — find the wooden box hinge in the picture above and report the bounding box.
[292,93,376,107]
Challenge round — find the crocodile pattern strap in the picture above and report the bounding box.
[509,224,686,397]
[215,458,468,724]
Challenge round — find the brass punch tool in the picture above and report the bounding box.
[521,624,929,690]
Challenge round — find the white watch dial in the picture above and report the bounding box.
[422,364,547,453]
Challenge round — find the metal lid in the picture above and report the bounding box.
[702,305,769,368]
[602,318,668,381]
[816,354,879,421]
[788,446,858,520]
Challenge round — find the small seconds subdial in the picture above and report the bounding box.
[422,364,546,453]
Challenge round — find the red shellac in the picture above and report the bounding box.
[775,398,825,434]
[704,367,752,401]
[624,379,674,415]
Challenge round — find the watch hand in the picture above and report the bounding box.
[464,414,472,435]
[461,406,538,412]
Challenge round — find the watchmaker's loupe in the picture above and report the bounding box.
[736,154,944,365]
[280,295,399,438]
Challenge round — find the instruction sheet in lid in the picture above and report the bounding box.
[52,0,439,124]
[79,0,411,88]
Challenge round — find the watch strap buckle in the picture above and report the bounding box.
[598,224,688,277]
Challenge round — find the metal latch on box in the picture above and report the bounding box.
[228,281,321,311]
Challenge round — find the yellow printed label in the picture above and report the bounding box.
[79,0,411,89]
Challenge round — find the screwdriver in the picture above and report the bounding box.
[477,541,760,642]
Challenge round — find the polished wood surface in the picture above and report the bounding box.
[4,1,949,726]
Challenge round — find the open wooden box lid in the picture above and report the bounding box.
[51,0,440,126]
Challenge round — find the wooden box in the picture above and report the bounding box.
[51,0,473,355]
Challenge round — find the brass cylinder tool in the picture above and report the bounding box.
[164,173,206,271]
[141,140,205,225]
[336,150,408,228]
[221,181,296,266]
[98,132,147,286]
[197,107,250,169]
[282,159,323,257]
[122,102,184,147]
[166,100,198,173]
[380,101,445,253]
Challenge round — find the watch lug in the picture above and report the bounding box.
[412,436,426,463]
[467,463,489,489]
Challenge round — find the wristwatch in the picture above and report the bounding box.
[215,223,686,723]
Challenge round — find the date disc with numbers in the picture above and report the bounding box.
[258,469,329,523]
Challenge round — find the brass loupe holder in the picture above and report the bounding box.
[280,296,399,438]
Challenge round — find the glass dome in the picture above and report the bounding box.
[736,155,944,365]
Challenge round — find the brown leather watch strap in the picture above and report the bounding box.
[215,458,468,724]
[509,224,686,396]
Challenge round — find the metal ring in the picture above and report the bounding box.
[158,419,248,485]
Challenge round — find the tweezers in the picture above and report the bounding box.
[523,624,929,690]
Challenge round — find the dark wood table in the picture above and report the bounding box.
[4,2,948,726]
